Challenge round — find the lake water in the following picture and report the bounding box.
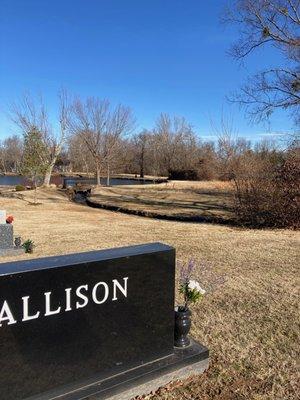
[0,175,26,186]
[0,175,151,187]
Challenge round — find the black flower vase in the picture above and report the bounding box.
[14,236,22,248]
[174,307,191,347]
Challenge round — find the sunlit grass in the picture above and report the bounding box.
[0,185,299,400]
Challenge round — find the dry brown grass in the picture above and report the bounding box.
[90,180,234,222]
[0,186,299,400]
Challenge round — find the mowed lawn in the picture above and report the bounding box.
[0,186,299,400]
[90,181,234,223]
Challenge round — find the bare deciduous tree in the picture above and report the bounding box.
[132,130,151,178]
[5,135,23,173]
[9,90,70,186]
[43,88,70,186]
[153,114,198,175]
[0,142,7,174]
[70,97,134,185]
[68,134,94,174]
[0,135,23,174]
[211,113,251,179]
[223,0,300,124]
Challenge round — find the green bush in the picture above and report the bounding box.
[15,184,25,192]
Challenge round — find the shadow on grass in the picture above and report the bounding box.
[86,191,236,226]
[90,193,233,213]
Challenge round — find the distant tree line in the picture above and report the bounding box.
[1,114,298,228]
[1,95,295,183]
[0,135,22,174]
[3,94,300,229]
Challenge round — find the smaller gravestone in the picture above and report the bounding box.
[0,210,23,256]
[0,210,6,224]
[0,224,13,248]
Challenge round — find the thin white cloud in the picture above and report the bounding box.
[260,132,286,137]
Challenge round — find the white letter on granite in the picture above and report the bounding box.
[0,301,17,326]
[22,296,40,321]
[65,288,72,311]
[92,282,109,304]
[76,285,89,309]
[112,277,128,301]
[44,292,61,316]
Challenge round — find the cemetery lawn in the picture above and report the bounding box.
[1,186,299,400]
[89,180,235,224]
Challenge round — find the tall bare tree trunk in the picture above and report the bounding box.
[1,161,6,174]
[107,163,110,186]
[33,176,38,204]
[43,159,55,186]
[43,144,62,186]
[140,151,144,178]
[43,90,70,186]
[84,160,89,175]
[96,162,101,186]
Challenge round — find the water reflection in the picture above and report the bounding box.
[0,175,151,187]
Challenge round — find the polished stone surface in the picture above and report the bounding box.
[102,340,209,400]
[30,339,209,400]
[0,223,13,248]
[0,243,175,400]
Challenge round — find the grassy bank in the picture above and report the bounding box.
[0,187,299,399]
[89,180,234,224]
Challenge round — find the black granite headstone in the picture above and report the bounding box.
[0,243,176,400]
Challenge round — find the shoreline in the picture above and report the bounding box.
[86,196,237,226]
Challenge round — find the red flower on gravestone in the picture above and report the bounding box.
[6,215,14,224]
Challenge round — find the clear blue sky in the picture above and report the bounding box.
[0,0,292,141]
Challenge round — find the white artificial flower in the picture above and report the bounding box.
[188,280,197,290]
[188,280,206,295]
